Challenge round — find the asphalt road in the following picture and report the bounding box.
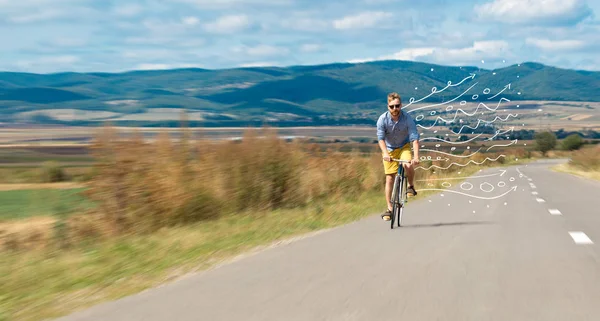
[55,159,600,321]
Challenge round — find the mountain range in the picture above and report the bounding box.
[1,60,599,127]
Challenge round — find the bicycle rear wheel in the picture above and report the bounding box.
[390,174,400,229]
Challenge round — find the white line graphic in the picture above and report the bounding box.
[420,148,482,158]
[450,114,519,135]
[404,73,476,108]
[486,139,518,151]
[420,134,483,144]
[488,83,511,100]
[416,98,512,130]
[416,155,506,171]
[487,127,515,141]
[417,170,506,182]
[418,186,518,200]
[407,82,479,113]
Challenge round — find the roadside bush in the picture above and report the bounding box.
[570,145,600,171]
[83,126,382,235]
[40,161,66,183]
[561,133,584,151]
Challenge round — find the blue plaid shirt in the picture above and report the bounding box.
[376,110,420,151]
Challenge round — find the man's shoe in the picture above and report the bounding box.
[381,210,392,221]
[407,186,417,197]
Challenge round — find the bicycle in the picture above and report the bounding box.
[389,158,409,229]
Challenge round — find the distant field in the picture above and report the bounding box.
[2,100,599,145]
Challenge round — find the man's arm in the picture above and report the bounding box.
[379,140,391,161]
[376,117,391,161]
[407,114,420,164]
[412,139,420,164]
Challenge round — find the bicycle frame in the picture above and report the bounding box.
[390,159,409,229]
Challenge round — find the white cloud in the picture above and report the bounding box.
[348,41,511,66]
[136,63,205,70]
[248,45,288,56]
[182,16,200,26]
[333,11,393,30]
[50,37,87,47]
[281,17,330,32]
[300,44,322,53]
[525,38,586,51]
[16,55,80,69]
[1,0,98,23]
[122,49,175,60]
[174,0,293,8]
[474,0,593,25]
[381,47,436,61]
[436,40,510,63]
[204,15,251,33]
[124,36,205,47]
[112,4,144,17]
[8,9,65,23]
[239,61,278,67]
[233,45,289,57]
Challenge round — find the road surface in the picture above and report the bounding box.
[55,159,600,321]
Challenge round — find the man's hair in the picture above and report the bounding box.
[387,92,401,104]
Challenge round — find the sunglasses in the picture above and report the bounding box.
[388,104,401,109]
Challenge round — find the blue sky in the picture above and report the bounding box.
[0,0,599,73]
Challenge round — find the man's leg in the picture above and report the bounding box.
[400,143,418,197]
[404,163,415,187]
[385,173,396,211]
[381,149,399,221]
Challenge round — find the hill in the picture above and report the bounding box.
[1,60,599,127]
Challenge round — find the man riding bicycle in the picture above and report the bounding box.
[377,92,420,221]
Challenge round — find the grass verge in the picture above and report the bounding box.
[0,163,482,321]
[551,163,600,182]
[550,145,600,182]
[2,190,377,320]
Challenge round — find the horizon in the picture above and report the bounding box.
[1,59,597,76]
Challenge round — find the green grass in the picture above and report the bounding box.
[0,188,93,221]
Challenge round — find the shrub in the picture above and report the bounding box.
[535,131,557,156]
[40,161,66,183]
[561,133,584,151]
[570,145,600,171]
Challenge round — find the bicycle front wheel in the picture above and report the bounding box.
[397,174,407,227]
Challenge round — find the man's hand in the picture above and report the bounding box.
[382,152,392,162]
[411,156,420,166]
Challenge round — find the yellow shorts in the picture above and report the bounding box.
[383,143,412,175]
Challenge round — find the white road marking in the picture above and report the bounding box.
[532,191,538,195]
[536,198,545,203]
[569,232,593,245]
[548,209,562,215]
[528,178,533,181]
